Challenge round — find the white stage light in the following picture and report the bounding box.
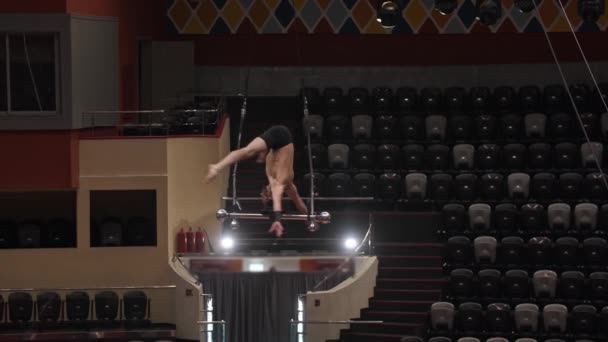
[344,237,358,250]
[220,236,235,250]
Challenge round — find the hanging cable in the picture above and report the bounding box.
[553,0,608,115]
[532,1,608,192]
[22,34,43,111]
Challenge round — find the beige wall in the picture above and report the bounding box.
[304,257,378,342]
[0,120,231,341]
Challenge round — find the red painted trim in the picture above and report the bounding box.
[0,0,67,13]
[193,32,608,66]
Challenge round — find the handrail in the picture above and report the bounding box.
[290,320,384,324]
[222,196,374,201]
[0,285,176,292]
[83,109,219,114]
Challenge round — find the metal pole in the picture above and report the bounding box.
[221,196,374,202]
[216,210,330,223]
[289,318,295,342]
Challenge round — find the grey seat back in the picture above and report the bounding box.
[547,203,571,231]
[453,144,475,170]
[469,203,491,231]
[474,236,497,263]
[575,203,598,231]
[533,270,558,298]
[524,113,547,137]
[431,302,455,330]
[405,173,427,200]
[303,115,324,138]
[352,114,373,140]
[542,303,568,332]
[327,144,350,169]
[581,142,603,168]
[508,173,530,199]
[515,303,539,332]
[426,115,447,140]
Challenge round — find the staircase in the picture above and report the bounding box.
[332,242,446,342]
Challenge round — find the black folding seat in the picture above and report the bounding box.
[569,84,589,113]
[593,82,608,113]
[500,236,525,265]
[544,84,566,114]
[494,203,518,233]
[554,143,578,169]
[549,112,572,139]
[426,115,447,141]
[323,87,343,114]
[66,291,90,323]
[502,144,526,170]
[600,306,608,335]
[430,174,453,201]
[579,111,598,137]
[559,271,585,300]
[600,204,608,233]
[528,143,551,169]
[458,302,483,332]
[480,173,504,201]
[302,173,325,196]
[46,218,73,247]
[305,143,327,169]
[575,203,599,232]
[559,172,583,199]
[377,144,400,170]
[353,173,376,197]
[474,114,497,140]
[95,291,119,321]
[443,204,466,232]
[524,113,547,138]
[486,303,512,333]
[326,173,353,197]
[555,237,579,266]
[421,87,442,114]
[504,270,530,299]
[400,114,424,140]
[454,174,478,201]
[377,173,401,200]
[348,87,369,113]
[583,237,607,266]
[469,203,492,232]
[8,292,33,324]
[590,272,608,301]
[431,302,455,331]
[429,337,452,342]
[449,113,472,140]
[581,142,604,169]
[548,203,571,232]
[507,173,530,200]
[123,290,148,322]
[450,268,475,297]
[402,144,425,170]
[571,305,597,334]
[478,269,501,298]
[521,203,544,232]
[17,220,41,248]
[542,303,567,333]
[0,219,17,248]
[37,292,61,323]
[477,144,500,170]
[396,87,417,114]
[376,114,399,140]
[352,143,375,170]
[328,143,350,169]
[532,173,556,200]
[453,144,475,170]
[533,269,558,298]
[325,114,350,140]
[470,86,491,114]
[501,113,523,139]
[520,85,542,113]
[447,236,473,265]
[352,114,373,140]
[494,86,516,113]
[302,114,324,140]
[373,87,392,113]
[445,87,467,114]
[528,236,552,266]
[585,173,607,199]
[602,113,608,138]
[404,173,427,200]
[426,144,450,170]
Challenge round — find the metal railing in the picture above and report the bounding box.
[221,196,374,202]
[288,319,384,342]
[0,285,176,292]
[197,320,226,342]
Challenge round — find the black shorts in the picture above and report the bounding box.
[259,125,292,150]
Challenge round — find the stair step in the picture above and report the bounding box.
[374,243,444,256]
[342,331,421,342]
[369,299,435,311]
[376,278,447,290]
[349,322,423,335]
[378,267,443,279]
[377,255,442,267]
[373,288,442,301]
[361,310,428,324]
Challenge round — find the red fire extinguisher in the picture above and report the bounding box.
[186,227,195,253]
[177,228,187,254]
[195,228,205,253]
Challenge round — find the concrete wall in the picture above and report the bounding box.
[305,256,378,342]
[193,63,608,97]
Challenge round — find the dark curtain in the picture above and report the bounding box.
[198,272,349,342]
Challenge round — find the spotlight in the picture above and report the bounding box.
[477,0,501,25]
[435,0,457,15]
[578,0,604,22]
[514,0,541,13]
[376,1,401,29]
[229,219,240,231]
[344,237,358,250]
[220,236,234,250]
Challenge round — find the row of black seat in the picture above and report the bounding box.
[305,142,607,171]
[301,172,607,202]
[423,337,598,342]
[301,84,608,115]
[303,112,608,142]
[0,291,149,327]
[0,219,74,248]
